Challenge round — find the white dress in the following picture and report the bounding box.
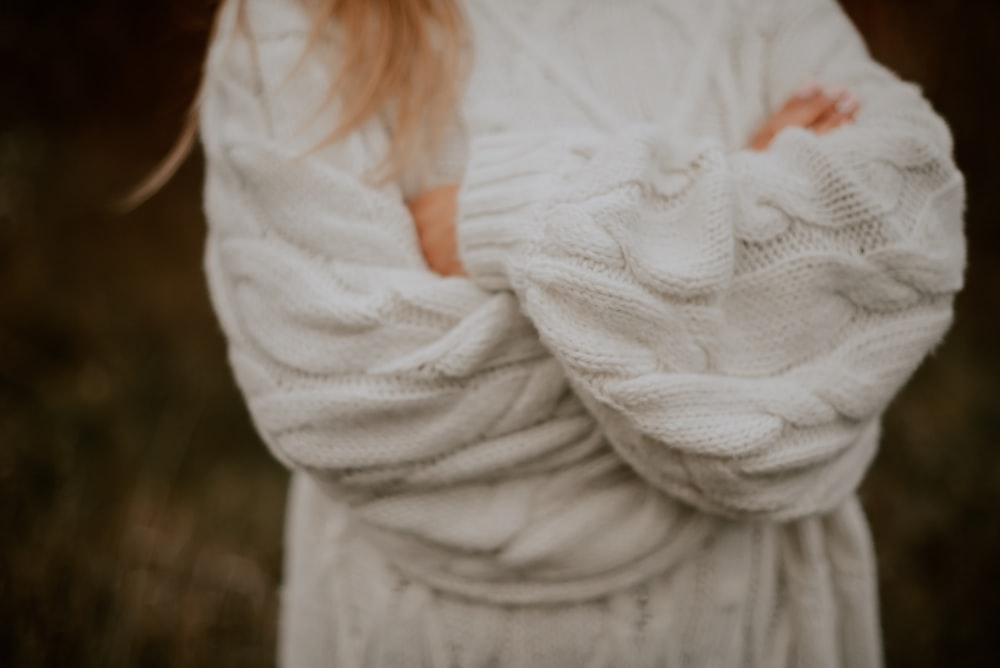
[198,0,966,665]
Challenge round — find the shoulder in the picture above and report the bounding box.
[202,0,356,146]
[203,0,313,86]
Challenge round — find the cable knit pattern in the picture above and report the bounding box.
[462,118,962,520]
[200,0,965,665]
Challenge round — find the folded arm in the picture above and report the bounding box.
[455,0,966,520]
[199,9,589,502]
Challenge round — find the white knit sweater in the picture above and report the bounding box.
[200,0,966,665]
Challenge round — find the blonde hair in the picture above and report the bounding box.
[123,0,466,209]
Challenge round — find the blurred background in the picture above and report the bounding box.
[1,0,997,666]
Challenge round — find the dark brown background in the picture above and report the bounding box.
[1,1,997,666]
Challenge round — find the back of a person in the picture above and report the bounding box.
[192,0,966,665]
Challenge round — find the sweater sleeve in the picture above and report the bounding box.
[199,4,586,500]
[455,0,966,520]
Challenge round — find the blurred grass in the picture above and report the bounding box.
[0,2,285,666]
[1,1,998,666]
[0,132,287,666]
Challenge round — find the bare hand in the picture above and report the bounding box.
[748,81,860,151]
[407,184,466,277]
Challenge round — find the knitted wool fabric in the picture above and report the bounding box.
[199,0,966,665]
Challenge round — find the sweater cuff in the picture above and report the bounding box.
[457,132,593,290]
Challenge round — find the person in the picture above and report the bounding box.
[189,0,966,665]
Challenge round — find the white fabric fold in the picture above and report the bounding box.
[201,0,964,664]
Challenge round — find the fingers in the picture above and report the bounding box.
[748,82,861,151]
[417,220,466,276]
[407,184,466,276]
[777,81,841,129]
[407,184,459,225]
[811,92,859,134]
[749,82,834,150]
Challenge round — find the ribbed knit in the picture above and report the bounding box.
[199,0,966,665]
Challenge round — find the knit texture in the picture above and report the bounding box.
[199,0,966,665]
